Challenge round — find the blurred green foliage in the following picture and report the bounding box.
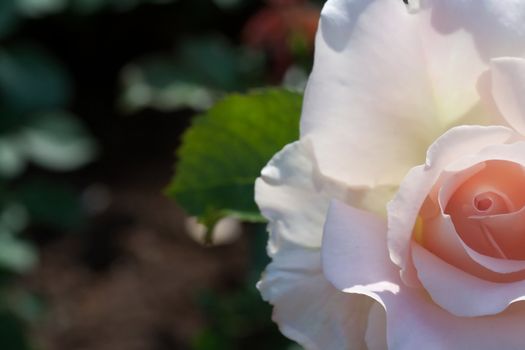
[0,288,44,350]
[0,0,18,40]
[192,224,301,350]
[0,45,70,115]
[120,37,265,112]
[0,0,181,18]
[0,0,99,347]
[0,42,94,273]
[0,309,31,350]
[194,285,291,350]
[0,0,322,348]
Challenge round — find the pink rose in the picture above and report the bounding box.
[255,0,525,349]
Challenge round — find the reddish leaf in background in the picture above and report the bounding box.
[243,0,320,81]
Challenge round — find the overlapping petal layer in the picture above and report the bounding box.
[255,141,377,349]
[323,200,525,350]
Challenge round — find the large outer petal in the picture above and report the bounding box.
[323,200,525,350]
[301,0,488,187]
[255,141,374,350]
[258,240,372,350]
[323,201,400,302]
[422,0,525,59]
[256,141,337,250]
[364,303,387,350]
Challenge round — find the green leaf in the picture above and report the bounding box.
[167,89,302,234]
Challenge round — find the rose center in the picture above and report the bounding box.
[443,160,525,259]
[474,196,492,211]
[473,191,509,214]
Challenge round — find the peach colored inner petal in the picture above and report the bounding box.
[445,160,525,259]
[420,211,525,282]
[470,207,525,260]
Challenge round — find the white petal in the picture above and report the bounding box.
[492,57,525,135]
[423,0,525,58]
[258,241,372,350]
[255,141,334,250]
[364,303,387,350]
[256,141,373,349]
[301,0,487,187]
[322,200,400,303]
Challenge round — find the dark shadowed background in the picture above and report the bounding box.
[0,0,323,349]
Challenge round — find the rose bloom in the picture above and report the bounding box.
[255,0,525,349]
